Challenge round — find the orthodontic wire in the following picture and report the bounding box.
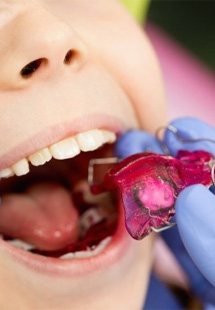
[155,126,175,154]
[156,125,215,154]
[88,157,119,187]
[151,223,176,233]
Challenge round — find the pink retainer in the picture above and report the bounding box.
[91,150,213,239]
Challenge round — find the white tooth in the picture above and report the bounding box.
[87,237,112,257]
[94,236,112,253]
[0,168,15,178]
[29,148,52,166]
[75,129,105,152]
[74,251,95,258]
[8,239,35,251]
[49,137,80,160]
[102,130,116,143]
[12,158,29,176]
[60,252,75,259]
[60,250,93,259]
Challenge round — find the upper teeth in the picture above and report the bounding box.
[0,129,116,178]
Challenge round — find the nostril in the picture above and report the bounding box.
[19,49,84,82]
[20,58,47,78]
[64,49,80,66]
[64,49,73,64]
[64,49,75,65]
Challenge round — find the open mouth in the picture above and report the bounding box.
[0,129,126,265]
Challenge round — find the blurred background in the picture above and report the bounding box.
[148,0,215,70]
[142,0,214,124]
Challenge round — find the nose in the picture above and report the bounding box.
[0,3,88,90]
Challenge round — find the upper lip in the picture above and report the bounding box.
[0,114,126,170]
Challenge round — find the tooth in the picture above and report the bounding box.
[102,130,116,143]
[60,250,93,259]
[75,129,105,152]
[49,137,80,160]
[94,236,112,253]
[8,239,35,251]
[0,168,15,178]
[87,237,112,257]
[60,252,75,259]
[12,158,29,176]
[29,147,52,166]
[74,251,95,258]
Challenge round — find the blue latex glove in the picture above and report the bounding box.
[115,129,163,158]
[164,117,215,293]
[164,117,215,157]
[115,117,215,305]
[175,186,215,297]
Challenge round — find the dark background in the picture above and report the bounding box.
[148,0,215,70]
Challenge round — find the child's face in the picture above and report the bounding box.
[0,0,166,308]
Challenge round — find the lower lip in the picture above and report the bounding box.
[0,202,133,277]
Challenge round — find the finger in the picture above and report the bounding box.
[164,117,215,156]
[176,185,215,287]
[115,130,162,158]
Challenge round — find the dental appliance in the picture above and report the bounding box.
[88,126,215,239]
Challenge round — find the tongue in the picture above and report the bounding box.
[0,182,79,251]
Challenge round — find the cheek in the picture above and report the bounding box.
[106,31,167,131]
[92,24,166,131]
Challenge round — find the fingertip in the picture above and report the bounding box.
[175,184,215,231]
[115,130,162,158]
[175,184,214,223]
[115,130,142,157]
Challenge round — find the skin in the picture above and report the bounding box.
[0,0,166,308]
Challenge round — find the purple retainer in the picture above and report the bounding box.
[91,150,213,239]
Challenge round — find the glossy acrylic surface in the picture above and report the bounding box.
[93,150,213,239]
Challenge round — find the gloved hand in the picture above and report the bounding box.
[164,117,215,289]
[115,117,215,304]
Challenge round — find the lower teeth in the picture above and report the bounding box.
[5,235,112,259]
[60,236,112,259]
